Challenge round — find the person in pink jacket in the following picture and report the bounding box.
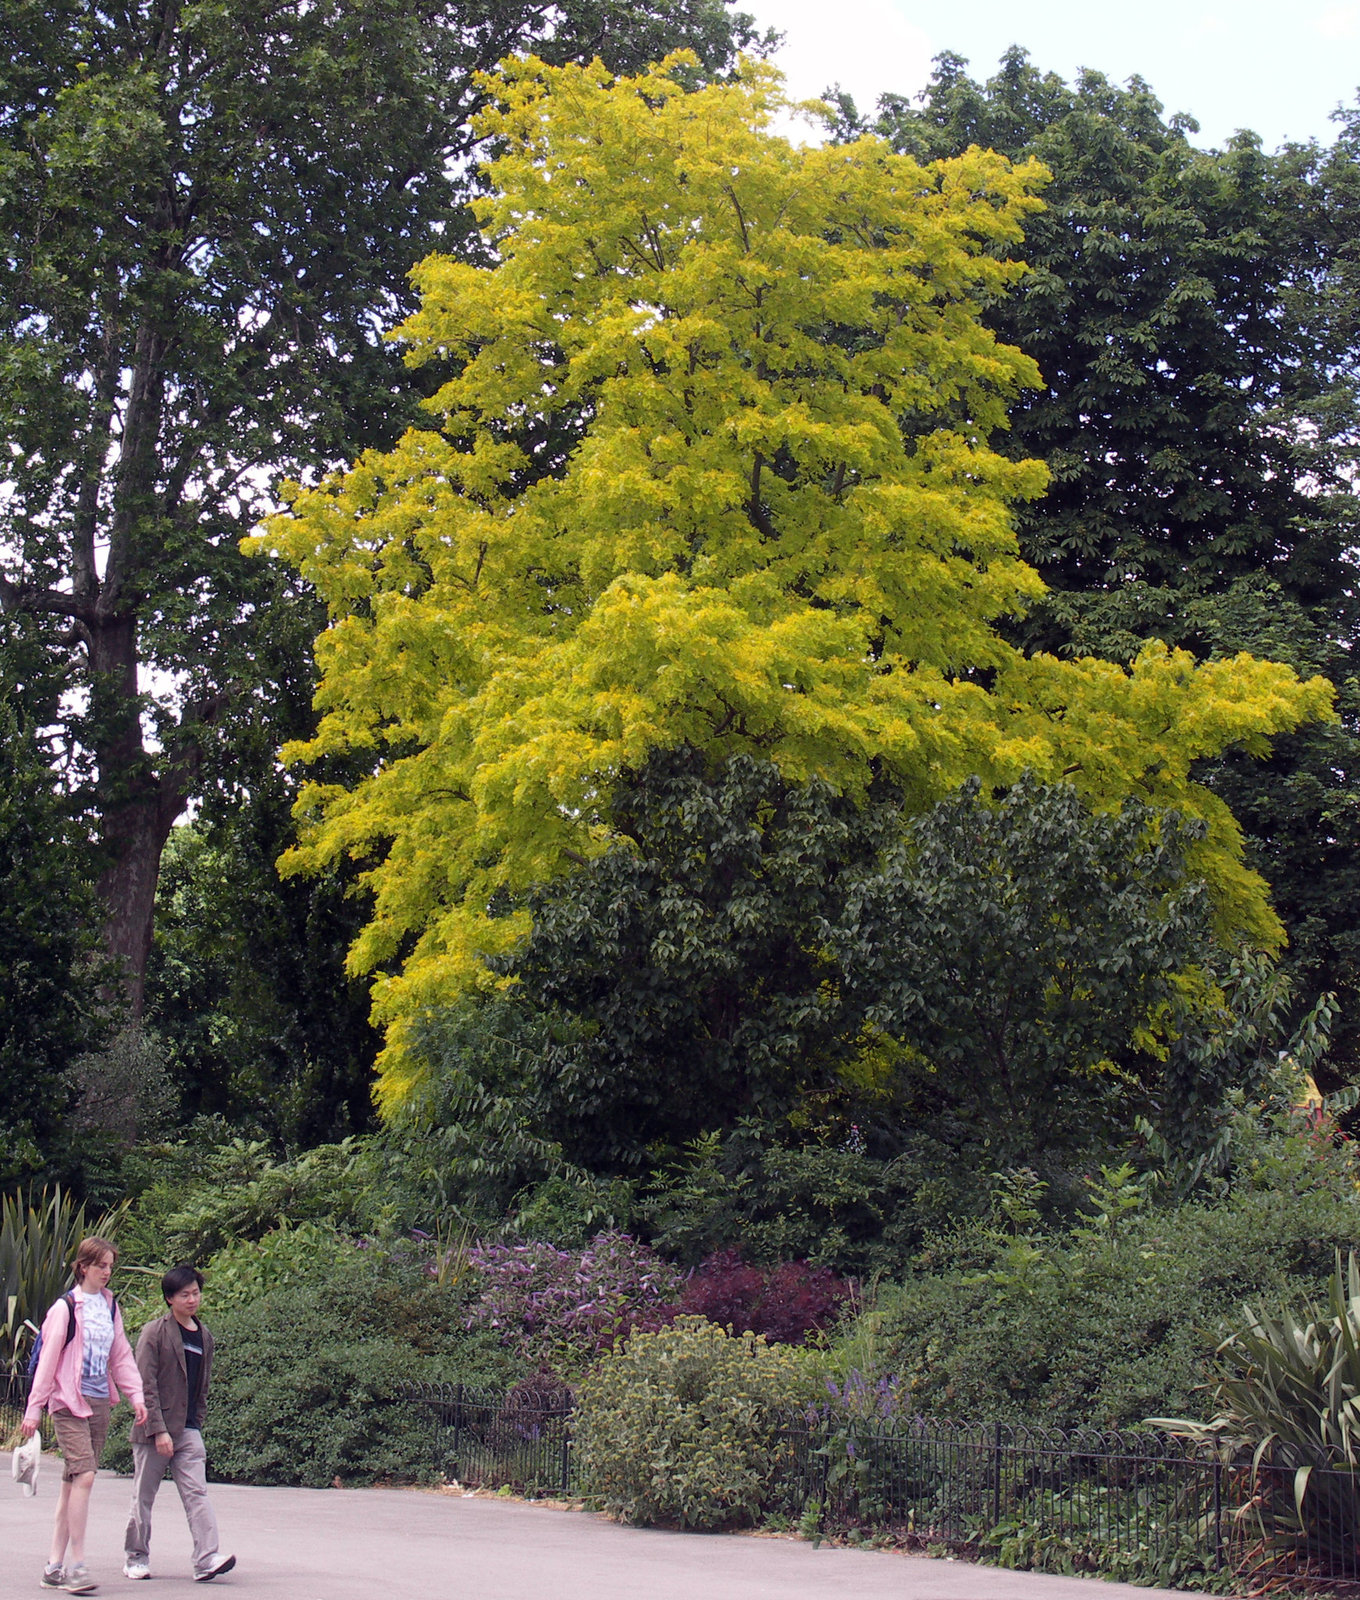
[21,1236,148,1595]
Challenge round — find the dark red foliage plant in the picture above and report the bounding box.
[677,1250,848,1344]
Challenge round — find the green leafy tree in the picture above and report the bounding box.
[148,796,381,1145]
[864,50,1357,644]
[504,762,1263,1173]
[860,51,1360,1065]
[0,0,765,1016]
[259,56,1330,1107]
[382,997,589,1227]
[399,756,1283,1229]
[840,775,1245,1160]
[0,685,113,1181]
[496,747,899,1170]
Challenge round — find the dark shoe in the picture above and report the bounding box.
[194,1555,236,1582]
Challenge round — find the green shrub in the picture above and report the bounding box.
[575,1316,819,1529]
[639,1124,990,1276]
[1152,1253,1360,1573]
[199,1221,360,1318]
[870,1131,1360,1429]
[104,1255,526,1486]
[506,1174,637,1248]
[116,1134,377,1269]
[163,1139,372,1260]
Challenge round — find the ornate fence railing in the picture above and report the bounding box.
[8,1370,1360,1589]
[402,1386,1360,1591]
[406,1382,575,1498]
[767,1417,1242,1588]
[2,1372,30,1437]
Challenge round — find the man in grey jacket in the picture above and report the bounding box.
[123,1266,236,1582]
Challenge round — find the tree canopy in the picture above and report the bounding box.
[0,685,112,1182]
[496,748,898,1168]
[862,47,1358,651]
[0,0,762,1014]
[485,758,1232,1170]
[839,775,1232,1159]
[257,55,1334,1108]
[854,50,1360,1065]
[149,795,380,1146]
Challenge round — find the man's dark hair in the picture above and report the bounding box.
[162,1264,205,1302]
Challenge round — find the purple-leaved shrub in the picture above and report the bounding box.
[677,1249,848,1344]
[466,1232,682,1365]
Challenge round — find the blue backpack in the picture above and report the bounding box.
[25,1292,77,1377]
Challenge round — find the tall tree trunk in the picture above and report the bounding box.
[88,610,186,1016]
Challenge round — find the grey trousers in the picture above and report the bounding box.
[124,1428,220,1574]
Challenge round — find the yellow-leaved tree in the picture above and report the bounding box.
[252,54,1333,1111]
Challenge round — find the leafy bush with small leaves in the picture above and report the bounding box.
[678,1250,848,1344]
[575,1315,819,1529]
[639,1123,991,1276]
[871,1113,1360,1429]
[505,1173,638,1248]
[378,998,584,1229]
[465,1233,682,1368]
[111,1256,525,1486]
[199,1221,362,1318]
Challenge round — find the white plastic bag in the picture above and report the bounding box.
[11,1429,40,1497]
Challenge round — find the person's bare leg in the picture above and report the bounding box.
[59,1472,96,1567]
[49,1476,73,1567]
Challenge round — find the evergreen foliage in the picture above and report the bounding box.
[149,802,380,1144]
[860,51,1360,1064]
[499,749,897,1168]
[839,775,1234,1158]
[489,761,1280,1183]
[150,1263,515,1486]
[874,1104,1360,1430]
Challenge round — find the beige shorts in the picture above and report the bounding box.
[51,1397,111,1480]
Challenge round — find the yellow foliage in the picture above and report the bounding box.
[249,53,1334,1112]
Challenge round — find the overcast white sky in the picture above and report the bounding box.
[744,0,1360,150]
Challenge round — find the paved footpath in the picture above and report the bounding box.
[2,1463,1227,1600]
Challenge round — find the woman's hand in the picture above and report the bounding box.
[133,1400,149,1428]
[19,1419,37,1439]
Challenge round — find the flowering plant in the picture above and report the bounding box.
[465,1232,682,1365]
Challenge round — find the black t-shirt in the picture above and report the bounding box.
[178,1320,204,1430]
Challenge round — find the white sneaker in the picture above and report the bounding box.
[123,1563,150,1580]
[194,1555,235,1582]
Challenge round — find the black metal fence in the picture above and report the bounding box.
[2,1372,30,1438]
[403,1386,1360,1592]
[407,1383,575,1497]
[10,1368,1360,1590]
[770,1418,1242,1589]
